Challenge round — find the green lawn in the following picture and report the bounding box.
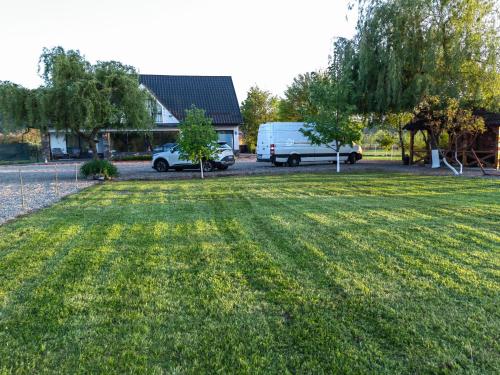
[0,173,499,374]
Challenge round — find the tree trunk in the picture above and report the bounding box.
[335,140,340,173]
[89,138,99,160]
[41,131,51,162]
[200,159,204,179]
[79,129,99,160]
[429,130,440,168]
[398,123,406,164]
[409,130,414,165]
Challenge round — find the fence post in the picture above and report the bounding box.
[75,163,78,184]
[19,169,26,210]
[55,165,59,197]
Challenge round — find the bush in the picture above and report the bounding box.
[375,130,397,151]
[80,160,119,180]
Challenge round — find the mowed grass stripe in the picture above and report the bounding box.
[0,173,498,373]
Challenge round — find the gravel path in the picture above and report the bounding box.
[0,164,95,225]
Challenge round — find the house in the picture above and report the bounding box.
[47,75,243,158]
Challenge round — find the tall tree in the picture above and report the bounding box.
[278,73,320,121]
[301,40,363,173]
[355,0,499,162]
[177,106,219,179]
[240,86,278,152]
[0,82,46,134]
[39,47,155,159]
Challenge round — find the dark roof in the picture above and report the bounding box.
[473,110,500,127]
[404,110,500,131]
[403,118,427,131]
[139,75,242,125]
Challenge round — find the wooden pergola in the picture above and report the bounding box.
[405,110,500,170]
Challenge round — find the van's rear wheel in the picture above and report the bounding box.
[287,155,300,167]
[154,159,169,172]
[348,153,357,164]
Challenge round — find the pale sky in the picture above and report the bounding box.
[0,0,357,102]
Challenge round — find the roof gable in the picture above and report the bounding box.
[139,75,242,125]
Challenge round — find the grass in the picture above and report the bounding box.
[0,159,37,166]
[0,173,499,374]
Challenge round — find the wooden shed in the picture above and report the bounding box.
[405,110,500,169]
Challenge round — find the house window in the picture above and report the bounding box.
[147,99,163,123]
[155,105,163,123]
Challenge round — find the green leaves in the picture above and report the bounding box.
[356,0,500,113]
[178,106,218,177]
[240,86,279,151]
[300,42,363,154]
[279,73,320,122]
[1,47,154,158]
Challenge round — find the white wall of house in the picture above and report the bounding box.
[159,105,179,125]
[141,84,180,125]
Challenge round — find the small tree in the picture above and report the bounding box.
[375,130,397,152]
[413,96,485,166]
[177,106,218,179]
[301,40,362,173]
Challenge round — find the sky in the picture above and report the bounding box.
[0,0,358,102]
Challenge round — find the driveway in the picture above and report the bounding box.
[112,155,489,180]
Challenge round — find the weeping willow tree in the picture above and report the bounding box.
[355,0,500,161]
[0,47,155,159]
[39,47,155,159]
[0,82,46,134]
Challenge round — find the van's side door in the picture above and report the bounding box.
[314,143,336,163]
[290,128,315,162]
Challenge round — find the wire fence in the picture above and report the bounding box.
[362,144,401,160]
[0,163,95,225]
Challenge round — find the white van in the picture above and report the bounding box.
[256,122,362,166]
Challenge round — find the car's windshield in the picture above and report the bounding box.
[218,142,231,150]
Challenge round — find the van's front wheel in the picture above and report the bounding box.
[348,153,357,164]
[287,155,300,167]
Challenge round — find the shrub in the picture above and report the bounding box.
[80,160,119,180]
[375,130,397,151]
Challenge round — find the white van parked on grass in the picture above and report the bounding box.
[256,122,362,166]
